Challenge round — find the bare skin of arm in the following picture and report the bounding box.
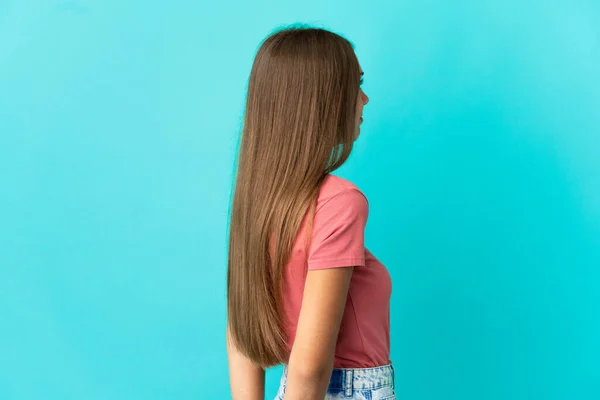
[283,267,354,400]
[227,327,265,400]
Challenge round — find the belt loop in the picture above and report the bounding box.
[345,369,353,397]
[390,363,395,389]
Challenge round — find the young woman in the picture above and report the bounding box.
[227,26,394,400]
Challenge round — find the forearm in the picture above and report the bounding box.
[229,364,264,400]
[227,329,265,400]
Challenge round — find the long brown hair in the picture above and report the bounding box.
[227,26,361,368]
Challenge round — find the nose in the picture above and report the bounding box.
[362,91,369,105]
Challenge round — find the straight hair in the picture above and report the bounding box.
[227,26,361,368]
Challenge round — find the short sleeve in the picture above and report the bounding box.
[307,188,368,270]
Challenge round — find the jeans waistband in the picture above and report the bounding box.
[283,363,395,396]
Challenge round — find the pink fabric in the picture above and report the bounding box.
[282,174,392,368]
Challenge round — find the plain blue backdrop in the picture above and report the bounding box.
[1,0,599,399]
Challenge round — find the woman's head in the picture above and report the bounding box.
[244,26,366,175]
[227,26,367,368]
[356,70,370,138]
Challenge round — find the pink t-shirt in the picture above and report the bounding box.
[282,174,392,368]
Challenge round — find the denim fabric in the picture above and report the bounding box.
[274,364,396,400]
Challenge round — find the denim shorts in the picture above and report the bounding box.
[274,363,396,400]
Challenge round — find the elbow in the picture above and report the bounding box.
[287,361,332,385]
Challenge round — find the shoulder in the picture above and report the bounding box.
[316,174,368,215]
[307,174,369,269]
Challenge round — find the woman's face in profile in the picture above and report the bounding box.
[355,65,369,139]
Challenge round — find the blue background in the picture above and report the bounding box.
[1,0,599,399]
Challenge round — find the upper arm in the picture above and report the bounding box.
[287,266,354,377]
